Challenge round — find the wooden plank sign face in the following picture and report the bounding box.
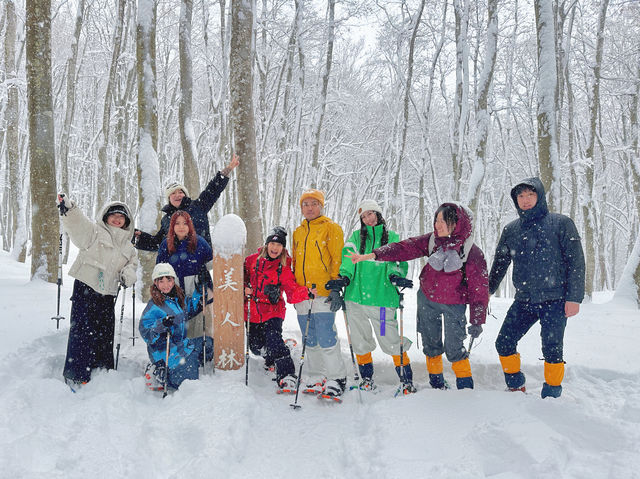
[211,214,247,371]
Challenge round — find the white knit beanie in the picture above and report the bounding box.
[165,182,190,199]
[357,199,383,216]
[152,263,177,281]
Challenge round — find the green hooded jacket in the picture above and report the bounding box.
[339,224,408,308]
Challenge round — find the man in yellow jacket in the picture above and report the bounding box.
[292,189,347,399]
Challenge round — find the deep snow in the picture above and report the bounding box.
[0,249,639,479]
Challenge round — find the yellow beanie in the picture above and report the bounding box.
[299,189,325,208]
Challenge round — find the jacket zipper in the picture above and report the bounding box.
[316,241,328,272]
[302,220,310,285]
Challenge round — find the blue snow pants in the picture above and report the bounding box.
[495,299,567,363]
[63,280,116,382]
[248,317,295,381]
[164,336,213,390]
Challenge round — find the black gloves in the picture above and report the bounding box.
[195,269,211,291]
[325,276,350,292]
[263,284,281,305]
[325,290,345,313]
[57,194,69,216]
[389,274,413,289]
[162,315,175,328]
[467,324,483,339]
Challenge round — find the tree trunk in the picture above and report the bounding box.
[179,0,200,196]
[230,0,263,252]
[617,58,640,306]
[465,0,497,216]
[97,0,126,212]
[451,0,470,200]
[26,0,59,282]
[5,0,26,260]
[534,0,560,211]
[136,0,161,301]
[58,0,85,198]
[582,0,609,297]
[393,0,425,200]
[309,0,336,188]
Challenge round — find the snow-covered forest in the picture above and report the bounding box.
[1,0,639,297]
[2,2,640,477]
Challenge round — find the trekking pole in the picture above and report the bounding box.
[245,294,251,386]
[394,287,407,397]
[51,231,65,329]
[130,283,137,346]
[163,328,171,398]
[114,284,127,370]
[468,337,475,355]
[291,284,315,410]
[341,298,363,404]
[202,283,208,375]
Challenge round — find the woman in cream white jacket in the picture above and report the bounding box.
[58,194,138,389]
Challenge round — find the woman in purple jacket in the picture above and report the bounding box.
[347,203,489,390]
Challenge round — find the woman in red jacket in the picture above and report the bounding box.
[244,227,316,392]
[347,203,489,390]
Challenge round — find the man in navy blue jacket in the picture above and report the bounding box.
[489,177,585,398]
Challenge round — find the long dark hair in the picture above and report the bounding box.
[150,281,186,309]
[359,212,389,253]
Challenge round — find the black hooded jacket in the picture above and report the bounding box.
[488,177,585,304]
[135,172,229,251]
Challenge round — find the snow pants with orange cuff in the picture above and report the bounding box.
[417,291,473,389]
[495,299,567,390]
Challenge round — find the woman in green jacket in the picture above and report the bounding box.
[329,200,415,394]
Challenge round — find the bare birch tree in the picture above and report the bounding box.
[178,0,200,196]
[230,0,262,252]
[26,0,58,281]
[58,0,85,199]
[309,0,336,188]
[451,0,470,200]
[4,0,26,261]
[581,0,609,297]
[97,0,127,209]
[393,0,425,201]
[534,0,560,210]
[137,0,162,299]
[465,0,498,216]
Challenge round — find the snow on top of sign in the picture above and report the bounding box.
[212,214,246,257]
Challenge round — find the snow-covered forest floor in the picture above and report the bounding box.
[1,248,639,479]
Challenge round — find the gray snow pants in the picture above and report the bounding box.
[417,289,468,363]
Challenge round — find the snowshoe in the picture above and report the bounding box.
[541,383,561,398]
[318,378,346,403]
[276,375,298,395]
[284,338,298,352]
[145,363,165,392]
[508,386,526,393]
[302,380,325,395]
[65,377,87,393]
[394,381,417,397]
[356,377,377,391]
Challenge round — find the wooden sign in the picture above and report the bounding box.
[211,214,247,371]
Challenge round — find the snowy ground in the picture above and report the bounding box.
[1,249,639,479]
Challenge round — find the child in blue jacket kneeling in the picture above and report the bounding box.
[140,263,213,392]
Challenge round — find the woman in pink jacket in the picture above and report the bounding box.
[347,203,488,390]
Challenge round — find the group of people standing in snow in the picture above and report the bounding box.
[57,161,585,400]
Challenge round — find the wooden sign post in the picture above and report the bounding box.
[211,214,247,371]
